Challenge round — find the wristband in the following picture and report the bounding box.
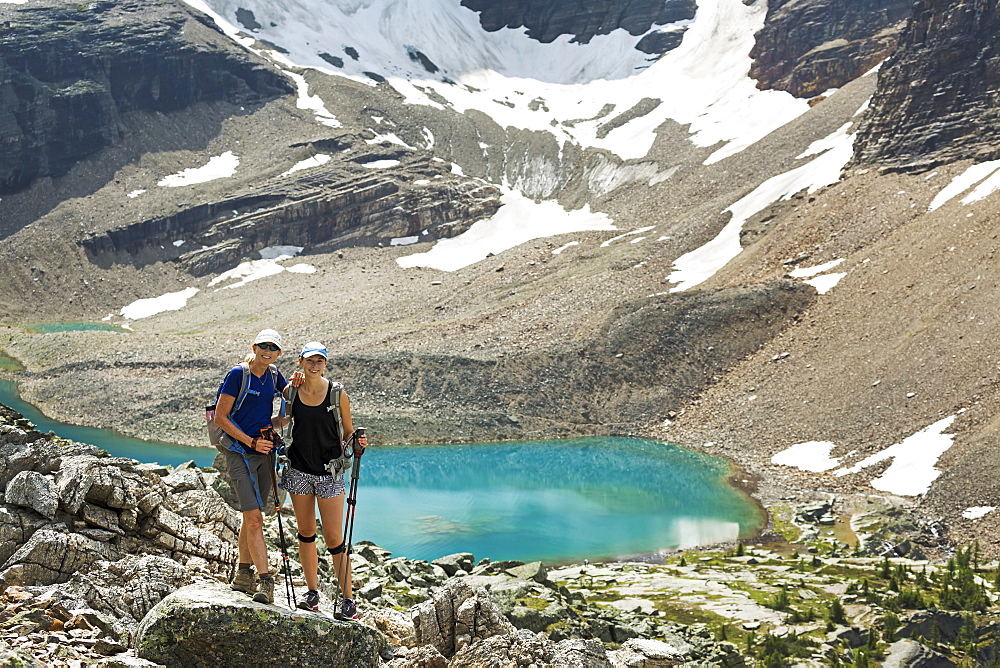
[251,437,259,450]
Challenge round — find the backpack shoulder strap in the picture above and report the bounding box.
[230,362,252,412]
[327,381,344,442]
[268,364,279,396]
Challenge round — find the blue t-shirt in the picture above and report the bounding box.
[220,365,287,448]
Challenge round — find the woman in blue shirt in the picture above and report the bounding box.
[214,328,288,605]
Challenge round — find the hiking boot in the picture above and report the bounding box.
[297,589,320,611]
[252,574,275,604]
[337,597,358,620]
[230,566,254,594]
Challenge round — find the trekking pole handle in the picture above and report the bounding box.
[352,427,366,457]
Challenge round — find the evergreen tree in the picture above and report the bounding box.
[882,611,900,642]
[940,546,989,612]
[830,598,848,625]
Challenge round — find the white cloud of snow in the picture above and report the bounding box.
[157,152,239,187]
[120,287,200,320]
[397,188,615,271]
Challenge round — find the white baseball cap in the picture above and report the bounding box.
[253,329,282,349]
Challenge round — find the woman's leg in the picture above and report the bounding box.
[317,494,352,599]
[290,493,319,591]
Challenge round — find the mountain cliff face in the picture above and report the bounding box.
[749,0,912,98]
[0,1,290,194]
[460,0,697,53]
[852,0,1000,169]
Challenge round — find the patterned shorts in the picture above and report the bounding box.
[281,465,345,499]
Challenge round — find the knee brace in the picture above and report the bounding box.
[297,533,317,543]
[328,540,346,556]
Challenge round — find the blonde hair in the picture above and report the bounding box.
[243,353,256,364]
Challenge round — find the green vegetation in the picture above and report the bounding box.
[555,536,1000,667]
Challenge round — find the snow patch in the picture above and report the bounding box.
[962,506,995,520]
[600,226,655,248]
[804,272,846,294]
[361,159,401,169]
[771,441,841,472]
[120,287,200,320]
[552,241,580,255]
[788,259,844,278]
[281,154,331,176]
[834,415,958,496]
[127,189,146,198]
[157,152,239,187]
[397,188,615,271]
[391,236,420,246]
[928,160,1000,211]
[668,122,856,292]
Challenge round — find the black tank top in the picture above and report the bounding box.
[290,383,342,476]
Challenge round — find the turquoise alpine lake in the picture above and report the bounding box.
[17,322,128,334]
[0,373,761,563]
[0,378,217,467]
[353,438,762,563]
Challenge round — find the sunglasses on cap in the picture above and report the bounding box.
[256,343,280,351]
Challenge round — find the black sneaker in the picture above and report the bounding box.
[297,589,320,611]
[338,597,358,620]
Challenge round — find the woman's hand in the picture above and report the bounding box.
[250,437,274,454]
[357,432,368,448]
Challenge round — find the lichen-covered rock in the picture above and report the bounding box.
[61,554,197,625]
[412,579,518,657]
[3,471,58,520]
[0,645,46,667]
[431,553,475,577]
[609,638,686,667]
[135,582,386,667]
[0,529,115,588]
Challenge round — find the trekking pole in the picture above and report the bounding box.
[335,428,366,619]
[264,428,294,608]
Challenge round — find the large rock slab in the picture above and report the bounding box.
[135,582,386,667]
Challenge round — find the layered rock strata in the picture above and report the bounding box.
[852,0,1000,168]
[81,152,502,276]
[750,0,912,98]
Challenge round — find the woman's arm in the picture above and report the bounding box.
[340,390,353,435]
[340,391,368,448]
[214,393,253,448]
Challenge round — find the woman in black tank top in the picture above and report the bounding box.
[276,341,367,617]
